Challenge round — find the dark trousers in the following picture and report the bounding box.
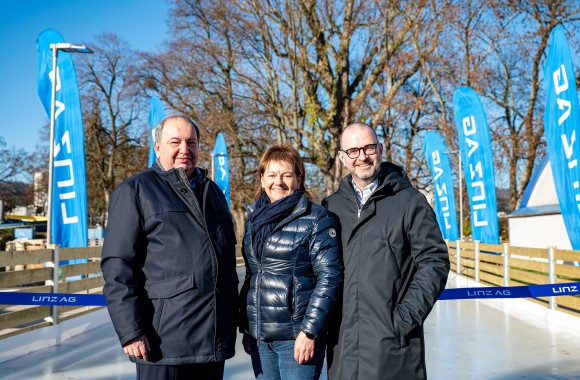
[136,361,225,380]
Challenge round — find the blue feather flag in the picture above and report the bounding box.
[148,97,165,167]
[37,29,87,248]
[453,87,499,244]
[543,26,580,249]
[423,131,459,241]
[213,133,231,207]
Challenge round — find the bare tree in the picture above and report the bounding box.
[418,0,580,216]
[140,0,268,238]
[137,0,450,244]
[233,0,448,193]
[0,137,28,183]
[0,137,36,213]
[77,34,147,224]
[129,0,580,239]
[483,0,580,209]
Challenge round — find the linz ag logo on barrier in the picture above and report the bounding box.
[31,295,77,303]
[553,285,578,294]
[467,289,511,297]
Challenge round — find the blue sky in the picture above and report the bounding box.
[0,0,170,153]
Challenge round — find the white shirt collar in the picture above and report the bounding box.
[351,177,379,209]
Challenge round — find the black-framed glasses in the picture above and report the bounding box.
[340,143,379,159]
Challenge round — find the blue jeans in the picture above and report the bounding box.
[249,337,325,380]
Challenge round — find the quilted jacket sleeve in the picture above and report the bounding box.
[299,209,343,338]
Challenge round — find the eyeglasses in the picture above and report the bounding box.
[340,143,379,159]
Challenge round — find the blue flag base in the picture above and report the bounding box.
[0,282,579,306]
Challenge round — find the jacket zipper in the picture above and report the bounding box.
[257,252,262,347]
[248,199,305,345]
[177,170,220,358]
[248,218,261,346]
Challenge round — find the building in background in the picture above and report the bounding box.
[33,172,47,215]
[509,157,572,249]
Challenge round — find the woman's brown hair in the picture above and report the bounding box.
[254,145,313,201]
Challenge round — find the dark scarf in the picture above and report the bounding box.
[250,190,304,260]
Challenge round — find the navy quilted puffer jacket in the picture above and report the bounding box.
[240,194,343,340]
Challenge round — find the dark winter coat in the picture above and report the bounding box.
[323,162,450,379]
[240,195,343,340]
[101,163,238,365]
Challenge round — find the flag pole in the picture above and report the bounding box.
[45,42,92,247]
[46,45,58,247]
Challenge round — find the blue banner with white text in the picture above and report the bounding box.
[37,29,87,248]
[213,133,231,207]
[453,87,499,244]
[544,26,580,250]
[148,97,165,167]
[423,132,459,241]
[3,282,580,305]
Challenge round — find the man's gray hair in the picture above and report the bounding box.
[154,114,200,143]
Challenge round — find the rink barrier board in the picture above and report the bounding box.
[448,240,580,313]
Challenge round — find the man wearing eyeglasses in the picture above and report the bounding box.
[323,122,450,379]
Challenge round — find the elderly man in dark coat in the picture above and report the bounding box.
[101,115,238,380]
[323,122,450,379]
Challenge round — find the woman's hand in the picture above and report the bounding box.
[294,331,315,364]
[242,333,252,355]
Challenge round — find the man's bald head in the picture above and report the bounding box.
[340,123,378,149]
[339,122,383,189]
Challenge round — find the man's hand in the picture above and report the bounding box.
[294,331,315,364]
[123,335,150,361]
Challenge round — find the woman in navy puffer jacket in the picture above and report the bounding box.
[240,145,343,380]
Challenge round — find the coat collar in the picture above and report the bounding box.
[152,162,209,186]
[337,161,412,201]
